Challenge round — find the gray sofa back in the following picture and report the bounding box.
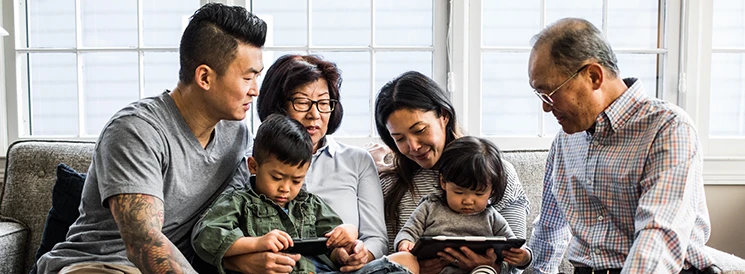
[1,140,95,274]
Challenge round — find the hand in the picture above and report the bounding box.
[325,224,358,248]
[438,246,499,270]
[418,257,449,274]
[257,229,294,252]
[364,143,394,172]
[333,240,371,272]
[502,247,531,267]
[397,240,415,252]
[223,251,301,274]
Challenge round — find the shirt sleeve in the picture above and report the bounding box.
[191,191,248,274]
[495,160,531,239]
[529,141,572,274]
[394,200,431,251]
[313,195,345,236]
[355,152,389,258]
[621,121,708,273]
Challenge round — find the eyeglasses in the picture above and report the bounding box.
[288,97,338,113]
[533,64,590,106]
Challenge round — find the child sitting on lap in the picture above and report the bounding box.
[395,136,532,274]
[193,114,418,274]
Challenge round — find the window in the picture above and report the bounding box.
[9,0,202,139]
[711,0,745,138]
[249,0,444,138]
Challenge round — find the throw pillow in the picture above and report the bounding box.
[30,163,86,274]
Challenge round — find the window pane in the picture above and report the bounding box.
[253,0,307,46]
[607,0,659,48]
[710,53,745,137]
[374,52,433,94]
[311,52,370,136]
[546,0,603,30]
[82,52,139,135]
[481,52,541,136]
[482,0,541,47]
[312,1,370,46]
[144,52,179,98]
[615,53,659,98]
[29,53,79,135]
[712,0,745,48]
[81,1,137,47]
[375,0,432,46]
[143,0,199,47]
[26,0,76,48]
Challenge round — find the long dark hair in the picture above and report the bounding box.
[256,54,344,134]
[374,71,462,230]
[437,136,507,206]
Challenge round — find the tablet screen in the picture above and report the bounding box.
[410,236,526,260]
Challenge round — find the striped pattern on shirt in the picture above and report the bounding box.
[528,78,715,274]
[381,160,531,254]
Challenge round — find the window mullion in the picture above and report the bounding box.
[369,0,376,137]
[75,0,85,138]
[137,0,145,99]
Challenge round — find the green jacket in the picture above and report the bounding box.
[192,177,343,274]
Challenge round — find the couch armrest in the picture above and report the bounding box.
[0,216,29,274]
[705,245,745,272]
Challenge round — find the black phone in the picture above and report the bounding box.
[283,237,330,256]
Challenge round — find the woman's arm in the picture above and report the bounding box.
[356,152,389,258]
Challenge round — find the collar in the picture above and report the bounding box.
[313,135,339,158]
[594,78,646,135]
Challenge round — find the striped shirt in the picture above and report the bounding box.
[528,78,715,273]
[381,159,531,254]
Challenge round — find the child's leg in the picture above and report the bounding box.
[387,252,419,274]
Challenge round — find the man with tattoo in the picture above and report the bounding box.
[35,3,266,274]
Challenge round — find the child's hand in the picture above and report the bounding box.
[257,229,294,252]
[502,247,531,267]
[397,240,415,252]
[325,224,358,248]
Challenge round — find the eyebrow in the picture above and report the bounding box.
[246,66,264,74]
[390,121,424,136]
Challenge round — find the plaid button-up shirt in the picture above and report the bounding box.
[528,78,715,273]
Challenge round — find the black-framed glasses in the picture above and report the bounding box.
[533,64,590,106]
[288,97,338,113]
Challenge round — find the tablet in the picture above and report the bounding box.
[410,236,526,260]
[283,237,330,256]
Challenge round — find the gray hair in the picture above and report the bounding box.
[530,18,620,77]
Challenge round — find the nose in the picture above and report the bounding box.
[306,104,320,119]
[247,80,259,97]
[406,137,421,152]
[278,181,290,193]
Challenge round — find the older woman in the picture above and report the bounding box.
[374,71,531,274]
[255,54,389,270]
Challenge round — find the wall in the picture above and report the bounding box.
[705,185,745,257]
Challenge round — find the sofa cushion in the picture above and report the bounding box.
[32,164,86,266]
[0,217,28,274]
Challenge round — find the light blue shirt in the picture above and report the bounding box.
[304,136,388,258]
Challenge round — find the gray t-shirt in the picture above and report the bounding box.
[36,91,252,273]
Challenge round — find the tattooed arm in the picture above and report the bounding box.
[109,193,196,274]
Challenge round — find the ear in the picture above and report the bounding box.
[194,64,215,91]
[247,157,258,175]
[587,63,604,90]
[439,174,447,190]
[439,109,450,126]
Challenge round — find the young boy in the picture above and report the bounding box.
[192,114,359,274]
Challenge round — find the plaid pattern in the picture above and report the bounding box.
[528,79,715,274]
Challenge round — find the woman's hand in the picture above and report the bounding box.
[418,257,449,274]
[331,240,372,272]
[325,224,358,248]
[223,252,301,274]
[364,143,394,172]
[438,246,499,271]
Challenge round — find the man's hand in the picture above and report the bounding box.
[223,252,301,274]
[502,247,531,267]
[332,240,372,272]
[257,229,294,252]
[397,240,415,252]
[418,257,449,274]
[325,224,358,248]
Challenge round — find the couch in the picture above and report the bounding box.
[1,140,744,274]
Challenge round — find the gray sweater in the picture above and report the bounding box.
[395,194,524,274]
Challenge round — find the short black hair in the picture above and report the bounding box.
[437,136,507,206]
[252,114,313,167]
[178,3,267,84]
[257,54,344,134]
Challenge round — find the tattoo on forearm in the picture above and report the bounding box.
[110,194,190,274]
